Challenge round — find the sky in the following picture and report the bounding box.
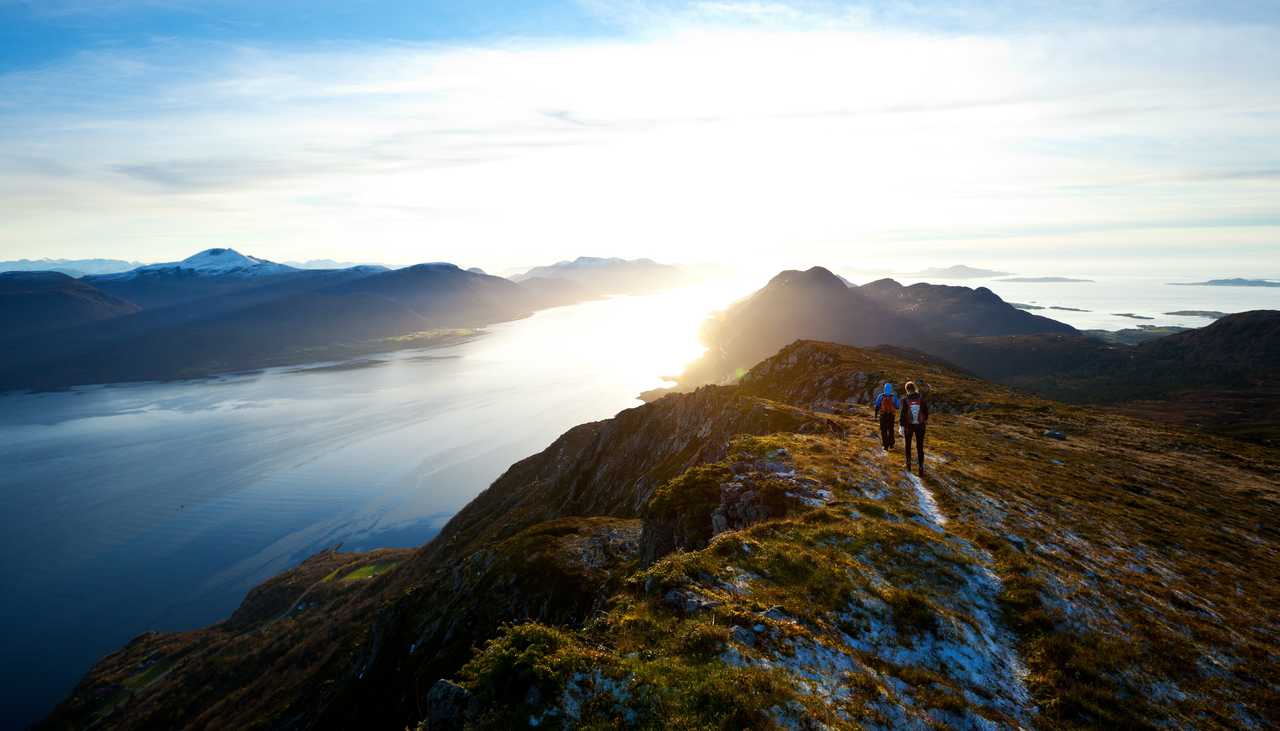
[2,0,1279,276]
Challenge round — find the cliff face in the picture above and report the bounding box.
[42,342,1280,730]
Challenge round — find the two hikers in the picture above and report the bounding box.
[872,383,899,449]
[872,380,929,476]
[901,381,929,477]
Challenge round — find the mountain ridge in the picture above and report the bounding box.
[0,253,614,391]
[39,340,1280,730]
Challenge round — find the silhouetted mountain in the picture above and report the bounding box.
[674,268,1279,441]
[0,263,551,391]
[931,310,1279,398]
[511,256,687,294]
[0,272,141,339]
[0,257,141,277]
[679,267,1072,386]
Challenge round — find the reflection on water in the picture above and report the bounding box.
[0,282,752,728]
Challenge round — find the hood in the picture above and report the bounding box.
[883,383,894,395]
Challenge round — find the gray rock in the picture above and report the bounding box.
[664,588,722,615]
[1043,429,1067,440]
[425,679,474,731]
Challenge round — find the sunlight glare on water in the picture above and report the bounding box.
[0,279,757,727]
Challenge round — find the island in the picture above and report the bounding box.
[1165,310,1229,319]
[909,264,1012,279]
[1113,312,1155,320]
[1051,306,1092,312]
[1169,278,1280,287]
[1010,302,1045,310]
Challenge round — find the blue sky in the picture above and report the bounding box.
[2,1,1279,275]
[0,1,618,70]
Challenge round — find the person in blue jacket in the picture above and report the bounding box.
[872,382,899,450]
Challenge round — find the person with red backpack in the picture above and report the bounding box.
[872,382,899,450]
[900,381,929,477]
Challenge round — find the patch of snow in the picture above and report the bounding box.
[904,473,947,530]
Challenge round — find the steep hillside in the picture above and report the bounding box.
[42,342,1279,730]
[0,271,140,339]
[929,311,1280,442]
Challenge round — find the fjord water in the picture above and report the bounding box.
[0,285,746,728]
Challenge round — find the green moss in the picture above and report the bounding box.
[647,464,731,520]
[338,561,399,582]
[461,623,599,710]
[123,658,175,690]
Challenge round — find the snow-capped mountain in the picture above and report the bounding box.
[98,248,297,280]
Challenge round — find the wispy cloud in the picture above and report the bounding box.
[1,2,1278,273]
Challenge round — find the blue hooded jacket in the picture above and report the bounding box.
[873,383,899,415]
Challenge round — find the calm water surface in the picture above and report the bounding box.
[0,284,748,728]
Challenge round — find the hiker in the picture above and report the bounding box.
[872,382,899,449]
[900,381,929,477]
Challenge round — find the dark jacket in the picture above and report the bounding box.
[900,393,929,427]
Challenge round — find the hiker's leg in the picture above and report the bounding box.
[903,427,913,469]
[916,425,926,475]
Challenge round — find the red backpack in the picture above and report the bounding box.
[878,395,896,418]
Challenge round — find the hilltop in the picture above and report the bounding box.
[41,341,1279,730]
[0,271,141,338]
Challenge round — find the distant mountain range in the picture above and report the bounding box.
[510,256,688,294]
[285,259,391,270]
[0,257,142,277]
[0,249,665,391]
